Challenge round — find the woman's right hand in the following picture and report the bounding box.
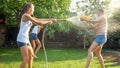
[52,19,58,22]
[48,19,58,25]
[48,21,53,25]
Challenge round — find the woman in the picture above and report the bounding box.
[17,2,55,68]
[30,25,43,58]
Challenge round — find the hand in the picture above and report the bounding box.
[80,16,90,21]
[39,25,43,29]
[48,21,53,25]
[52,19,58,22]
[80,17,84,21]
[80,16,86,21]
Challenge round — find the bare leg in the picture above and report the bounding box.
[85,42,99,68]
[20,46,29,68]
[31,40,36,52]
[28,46,34,68]
[35,39,42,56]
[94,46,105,68]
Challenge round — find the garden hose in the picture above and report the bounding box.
[42,24,49,68]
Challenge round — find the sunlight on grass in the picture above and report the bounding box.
[0,48,119,68]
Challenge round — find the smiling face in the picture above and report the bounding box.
[30,4,34,15]
[28,4,34,15]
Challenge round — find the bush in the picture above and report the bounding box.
[112,9,120,23]
[105,8,120,49]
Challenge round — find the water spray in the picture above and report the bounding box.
[41,16,89,68]
[41,18,69,68]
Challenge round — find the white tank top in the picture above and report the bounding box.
[17,19,32,43]
[31,25,38,34]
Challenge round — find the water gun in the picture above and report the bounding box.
[80,15,91,23]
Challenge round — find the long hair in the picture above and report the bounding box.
[18,2,33,28]
[19,2,33,19]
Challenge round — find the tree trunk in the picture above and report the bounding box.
[0,24,7,47]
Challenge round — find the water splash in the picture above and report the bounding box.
[66,16,81,23]
[65,16,89,28]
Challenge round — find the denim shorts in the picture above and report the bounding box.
[30,33,38,40]
[17,41,29,48]
[94,35,107,46]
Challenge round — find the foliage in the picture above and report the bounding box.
[60,26,94,48]
[107,30,120,48]
[112,8,120,23]
[70,0,110,17]
[66,0,110,48]
[107,9,120,48]
[33,0,72,38]
[0,0,72,38]
[0,0,25,27]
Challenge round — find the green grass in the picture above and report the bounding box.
[0,48,119,68]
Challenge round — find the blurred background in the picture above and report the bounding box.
[0,0,119,50]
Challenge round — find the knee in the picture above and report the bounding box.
[88,49,94,57]
[29,55,34,60]
[23,57,29,63]
[88,48,93,53]
[38,44,41,48]
[33,45,36,48]
[37,43,41,47]
[94,51,101,56]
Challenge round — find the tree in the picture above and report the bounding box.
[69,0,110,16]
[0,0,71,38]
[0,0,71,67]
[68,0,110,48]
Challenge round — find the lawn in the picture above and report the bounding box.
[0,48,119,68]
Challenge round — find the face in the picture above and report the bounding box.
[97,11,101,16]
[39,25,43,29]
[29,4,34,15]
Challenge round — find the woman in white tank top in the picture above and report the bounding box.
[17,2,57,68]
[30,25,43,58]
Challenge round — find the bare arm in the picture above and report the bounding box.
[86,17,103,24]
[33,17,50,21]
[80,16,103,24]
[23,14,52,25]
[33,17,58,22]
[88,22,100,29]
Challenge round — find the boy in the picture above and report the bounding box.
[80,9,108,68]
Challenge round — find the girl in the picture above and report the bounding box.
[30,25,43,58]
[17,2,56,68]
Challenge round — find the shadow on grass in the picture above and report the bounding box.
[0,48,21,64]
[104,61,120,67]
[1,48,120,68]
[102,50,120,66]
[0,48,87,64]
[35,48,87,62]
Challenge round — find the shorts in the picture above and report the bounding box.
[17,41,29,48]
[30,33,38,40]
[94,35,107,46]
